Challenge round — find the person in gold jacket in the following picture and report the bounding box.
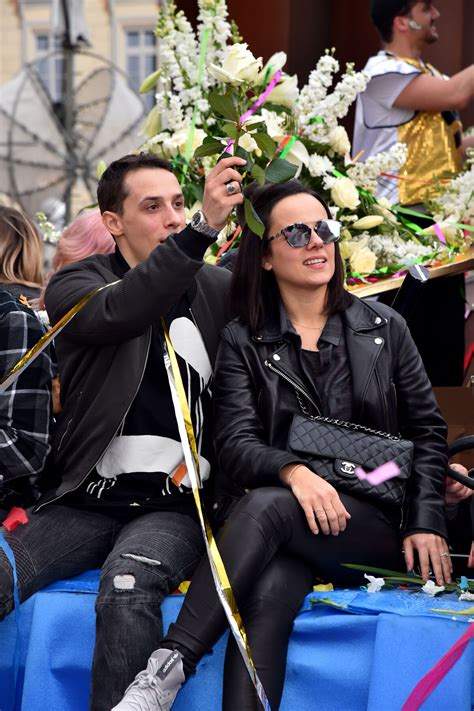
[353,0,474,205]
[353,0,474,386]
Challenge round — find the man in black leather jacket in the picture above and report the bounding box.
[0,153,248,710]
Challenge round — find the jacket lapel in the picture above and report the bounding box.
[343,298,387,423]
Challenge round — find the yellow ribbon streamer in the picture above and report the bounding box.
[161,318,271,711]
[0,283,271,709]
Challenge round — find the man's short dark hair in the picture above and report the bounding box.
[370,0,419,43]
[97,153,174,215]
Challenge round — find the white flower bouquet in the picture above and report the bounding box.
[139,0,469,282]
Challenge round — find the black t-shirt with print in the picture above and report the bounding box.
[65,249,214,518]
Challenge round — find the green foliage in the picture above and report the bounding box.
[244,198,264,237]
[265,157,298,183]
[251,164,266,185]
[194,137,225,158]
[208,91,239,121]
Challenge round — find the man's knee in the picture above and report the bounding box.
[97,552,176,607]
[0,550,14,620]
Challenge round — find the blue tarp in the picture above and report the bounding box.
[0,570,472,710]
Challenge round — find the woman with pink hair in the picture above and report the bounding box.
[39,210,115,309]
[51,209,115,272]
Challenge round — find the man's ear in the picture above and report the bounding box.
[101,211,123,238]
[393,15,410,34]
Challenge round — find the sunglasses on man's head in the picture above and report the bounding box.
[265,220,341,247]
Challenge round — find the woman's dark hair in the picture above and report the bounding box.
[230,180,351,334]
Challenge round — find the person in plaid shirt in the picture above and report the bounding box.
[0,288,54,519]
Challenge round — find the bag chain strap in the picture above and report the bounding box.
[294,390,401,442]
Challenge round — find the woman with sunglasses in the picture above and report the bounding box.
[115,180,451,711]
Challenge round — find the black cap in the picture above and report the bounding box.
[370,0,411,30]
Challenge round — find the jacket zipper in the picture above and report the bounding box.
[57,417,73,451]
[264,359,321,414]
[35,328,153,511]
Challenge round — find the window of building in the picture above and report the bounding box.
[35,33,64,103]
[125,28,157,111]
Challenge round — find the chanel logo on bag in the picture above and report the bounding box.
[340,461,356,475]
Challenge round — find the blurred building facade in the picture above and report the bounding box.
[1,1,160,112]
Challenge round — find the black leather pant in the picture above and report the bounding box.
[163,487,403,710]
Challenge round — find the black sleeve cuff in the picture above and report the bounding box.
[172,224,216,262]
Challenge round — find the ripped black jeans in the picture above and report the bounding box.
[0,504,204,711]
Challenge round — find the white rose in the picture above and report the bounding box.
[282,139,309,178]
[239,132,259,154]
[328,126,351,155]
[352,215,384,230]
[331,177,360,210]
[350,246,377,275]
[266,74,299,108]
[261,108,285,138]
[377,196,392,210]
[208,43,262,86]
[163,127,207,157]
[425,221,462,244]
[256,51,288,84]
[259,109,308,176]
[140,105,161,139]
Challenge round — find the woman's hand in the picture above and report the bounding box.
[280,464,351,535]
[403,533,452,585]
[445,463,473,505]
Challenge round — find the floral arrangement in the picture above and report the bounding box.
[428,148,474,232]
[139,0,472,281]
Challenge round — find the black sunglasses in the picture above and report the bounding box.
[265,220,341,247]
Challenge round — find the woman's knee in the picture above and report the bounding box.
[243,555,312,616]
[233,487,299,522]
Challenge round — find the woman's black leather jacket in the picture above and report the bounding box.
[213,295,448,538]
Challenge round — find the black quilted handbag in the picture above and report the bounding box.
[287,411,414,506]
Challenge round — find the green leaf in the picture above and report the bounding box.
[254,132,277,160]
[342,563,425,584]
[234,145,254,173]
[222,122,238,140]
[244,197,264,238]
[265,157,298,184]
[96,159,107,179]
[194,136,225,159]
[209,91,239,121]
[139,69,162,94]
[251,164,266,185]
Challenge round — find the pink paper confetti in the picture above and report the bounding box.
[355,461,400,486]
[433,223,447,244]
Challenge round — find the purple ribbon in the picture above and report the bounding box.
[225,69,283,154]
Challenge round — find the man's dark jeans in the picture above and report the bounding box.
[0,504,203,710]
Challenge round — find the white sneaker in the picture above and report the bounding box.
[112,649,185,711]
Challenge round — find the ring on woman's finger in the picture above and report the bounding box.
[225,181,238,195]
[440,552,450,558]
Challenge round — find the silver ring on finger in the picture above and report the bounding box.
[226,181,238,195]
[440,552,450,558]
